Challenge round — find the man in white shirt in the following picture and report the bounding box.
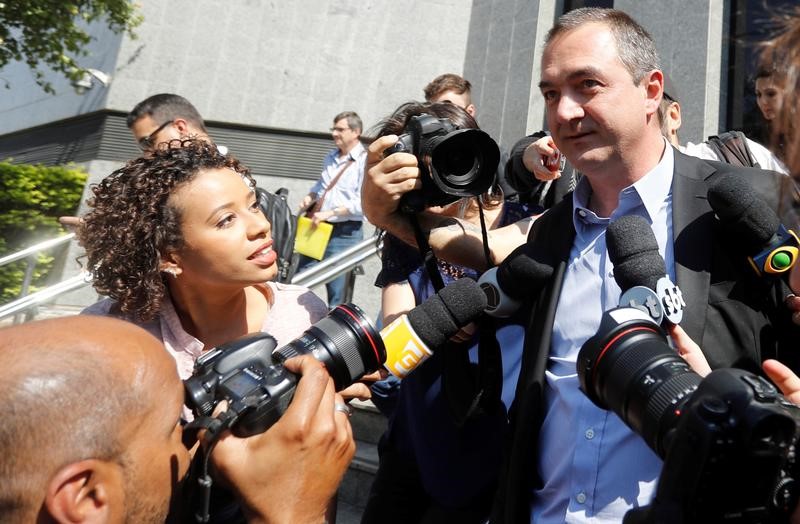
[297,111,367,306]
[658,74,788,174]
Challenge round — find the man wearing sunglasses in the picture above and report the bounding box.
[127,93,219,154]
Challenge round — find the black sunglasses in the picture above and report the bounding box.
[138,120,174,151]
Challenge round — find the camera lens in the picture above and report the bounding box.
[577,308,702,457]
[273,303,386,390]
[426,128,498,198]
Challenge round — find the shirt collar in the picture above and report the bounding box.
[339,141,365,162]
[572,139,674,229]
[158,293,204,358]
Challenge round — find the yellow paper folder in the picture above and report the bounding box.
[294,216,333,260]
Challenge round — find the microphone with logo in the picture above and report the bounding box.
[382,247,554,379]
[606,215,685,325]
[381,278,487,379]
[707,174,800,278]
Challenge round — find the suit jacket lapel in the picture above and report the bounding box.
[672,150,717,343]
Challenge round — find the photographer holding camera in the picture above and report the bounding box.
[362,101,537,523]
[363,7,800,523]
[0,316,353,523]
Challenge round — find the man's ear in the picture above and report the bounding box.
[44,460,123,523]
[643,70,664,116]
[173,118,192,137]
[465,103,477,118]
[668,101,682,132]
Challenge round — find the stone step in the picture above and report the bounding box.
[348,398,388,445]
[336,399,388,522]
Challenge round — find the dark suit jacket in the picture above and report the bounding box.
[490,148,800,523]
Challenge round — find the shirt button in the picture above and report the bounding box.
[576,492,587,504]
[578,209,587,218]
[585,428,595,440]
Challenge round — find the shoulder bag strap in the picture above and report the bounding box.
[313,158,355,214]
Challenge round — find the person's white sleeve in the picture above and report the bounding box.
[745,138,789,175]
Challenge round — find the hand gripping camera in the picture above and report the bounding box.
[383,113,500,213]
[577,307,800,523]
[184,303,386,438]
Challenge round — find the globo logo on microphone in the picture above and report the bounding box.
[382,315,433,379]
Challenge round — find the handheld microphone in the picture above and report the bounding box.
[478,243,554,318]
[381,278,488,378]
[606,215,685,325]
[707,175,800,277]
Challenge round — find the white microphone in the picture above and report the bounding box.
[477,243,554,318]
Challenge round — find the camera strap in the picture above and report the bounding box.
[408,198,495,292]
[409,213,446,291]
[475,198,494,268]
[184,408,247,523]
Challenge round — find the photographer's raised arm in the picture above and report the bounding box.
[364,135,534,270]
[210,355,354,524]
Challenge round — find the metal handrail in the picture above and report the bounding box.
[291,236,382,286]
[0,273,91,320]
[0,238,383,323]
[0,233,75,267]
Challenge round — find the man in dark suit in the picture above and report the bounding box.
[363,7,800,523]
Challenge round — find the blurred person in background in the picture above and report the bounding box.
[297,111,367,307]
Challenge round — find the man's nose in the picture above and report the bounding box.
[555,93,585,123]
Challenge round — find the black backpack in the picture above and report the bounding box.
[256,187,298,283]
[704,131,759,168]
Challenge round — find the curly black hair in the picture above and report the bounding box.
[78,139,255,322]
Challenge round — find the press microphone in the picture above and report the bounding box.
[707,175,799,278]
[381,278,488,378]
[606,215,685,325]
[478,243,554,317]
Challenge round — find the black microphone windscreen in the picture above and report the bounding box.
[496,244,554,299]
[406,279,487,349]
[406,295,455,349]
[707,175,780,253]
[606,215,666,292]
[437,278,488,326]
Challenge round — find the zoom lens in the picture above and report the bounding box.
[273,303,386,390]
[427,128,498,197]
[577,307,702,457]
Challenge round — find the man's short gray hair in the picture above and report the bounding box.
[546,8,661,85]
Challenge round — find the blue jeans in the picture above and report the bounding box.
[296,220,363,306]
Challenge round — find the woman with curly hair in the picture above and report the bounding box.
[79,139,330,382]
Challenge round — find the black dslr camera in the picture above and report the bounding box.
[184,303,386,437]
[383,113,500,213]
[577,307,800,523]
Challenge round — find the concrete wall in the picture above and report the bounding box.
[1,1,473,136]
[463,0,550,146]
[0,1,733,147]
[617,0,726,144]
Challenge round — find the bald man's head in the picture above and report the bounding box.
[0,316,189,523]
